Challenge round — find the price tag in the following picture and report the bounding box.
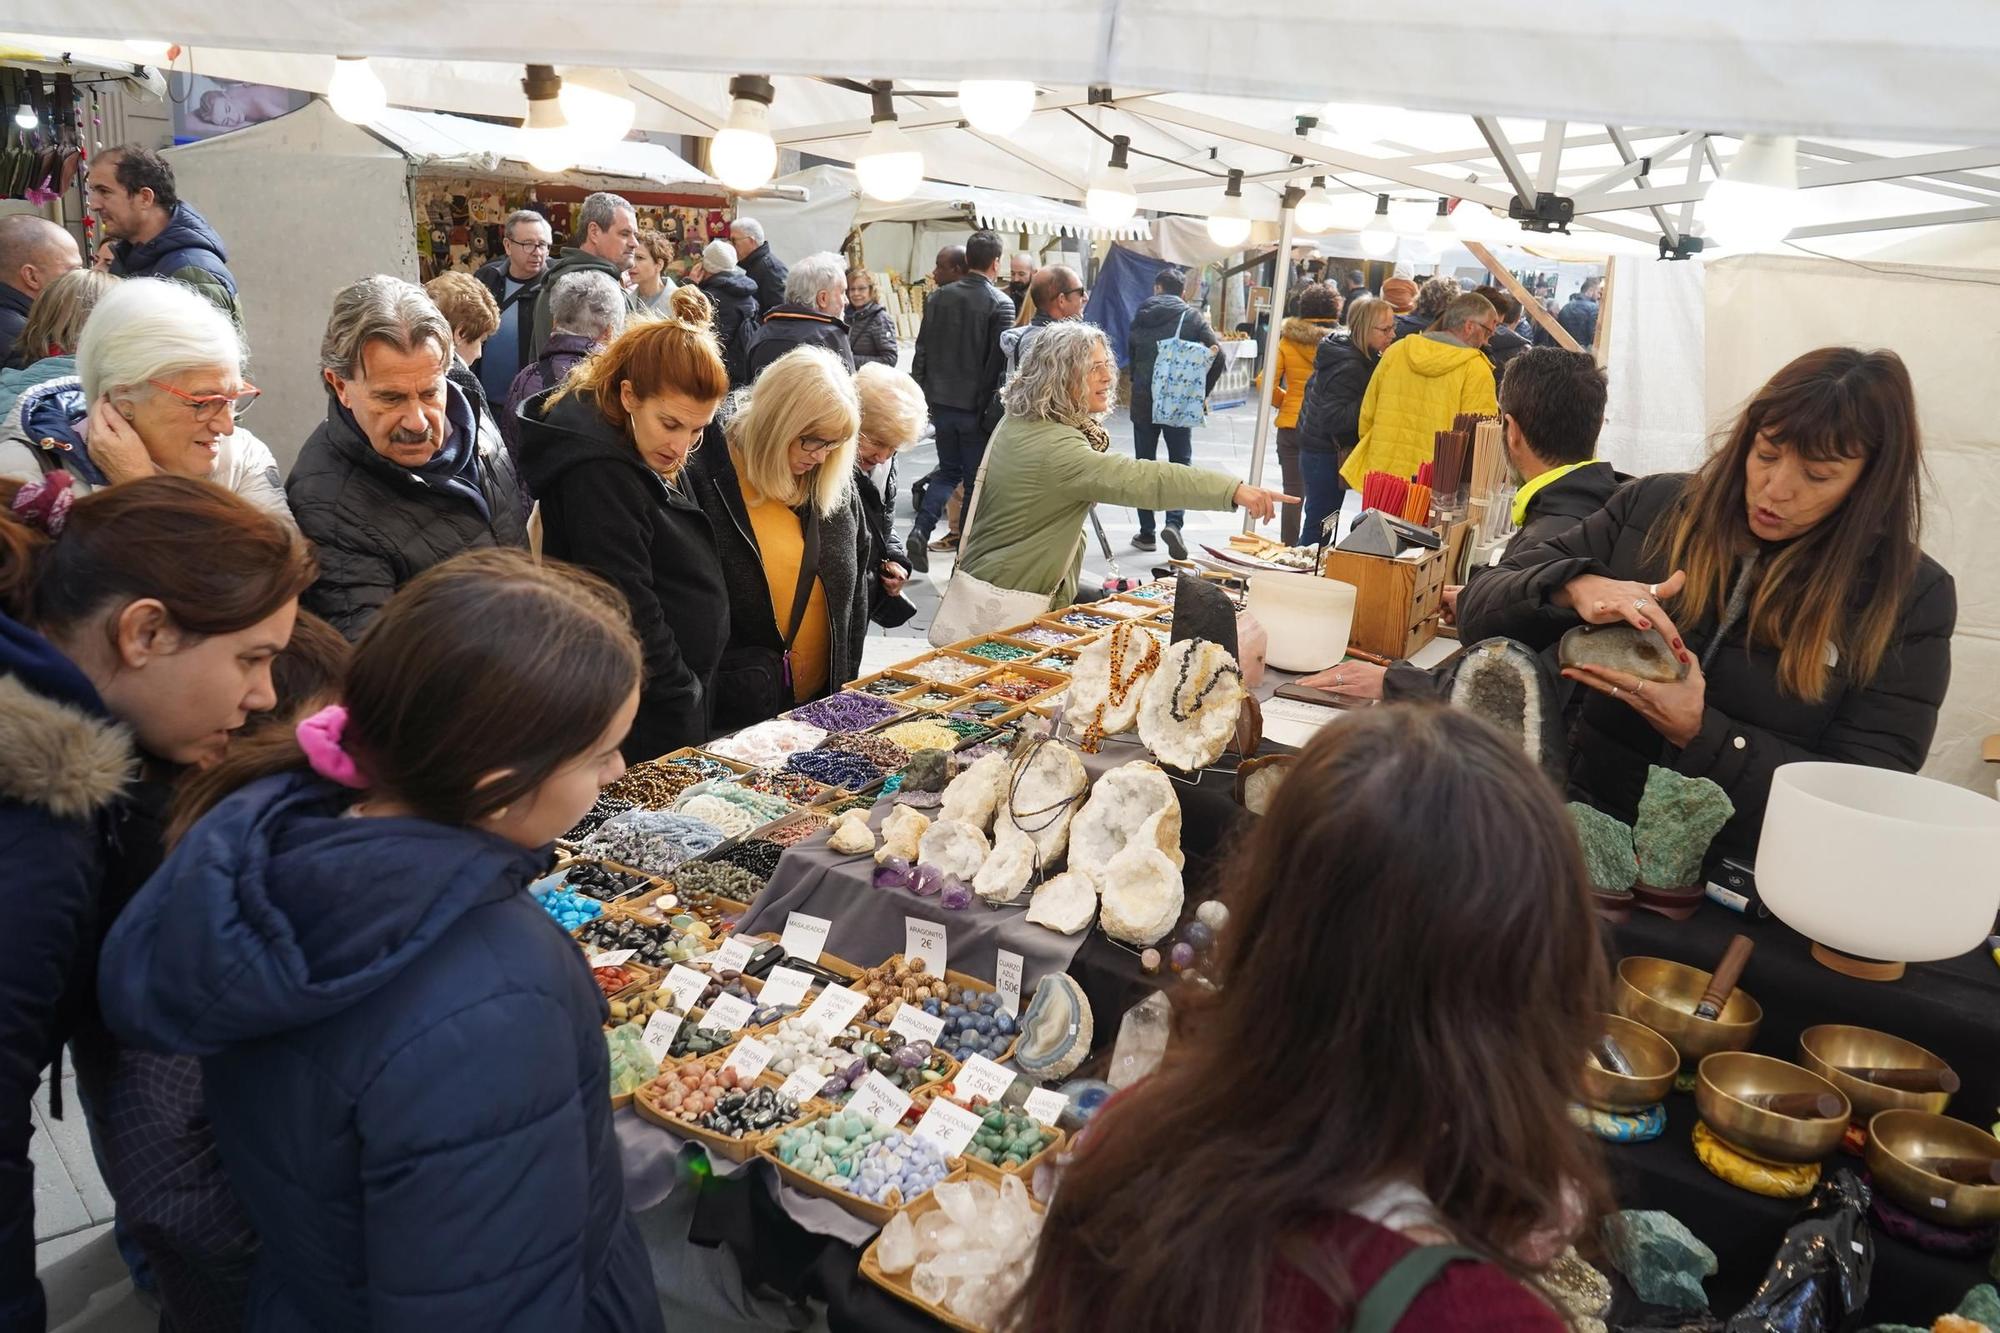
[720,1036,773,1081]
[904,918,947,976]
[641,1010,682,1064]
[797,984,868,1037]
[757,966,815,1011]
[849,1071,914,1129]
[954,1055,1016,1105]
[714,935,759,971]
[778,1067,827,1105]
[1022,1087,1068,1127]
[588,948,636,969]
[662,964,710,1013]
[912,1097,983,1157]
[778,911,832,964]
[887,1005,946,1045]
[994,949,1024,1018]
[702,992,755,1034]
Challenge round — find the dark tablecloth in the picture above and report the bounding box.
[1605,903,2000,1322]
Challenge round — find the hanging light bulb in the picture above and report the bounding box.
[1205,169,1252,249]
[559,67,635,149]
[12,104,35,131]
[326,56,388,124]
[1294,176,1336,234]
[1360,193,1397,257]
[1700,134,1800,252]
[1085,134,1138,228]
[1427,198,1456,237]
[711,75,777,193]
[124,39,177,63]
[855,82,923,202]
[515,66,578,174]
[957,80,1035,135]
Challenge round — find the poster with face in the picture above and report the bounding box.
[171,76,310,140]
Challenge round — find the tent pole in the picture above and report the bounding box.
[1242,187,1299,535]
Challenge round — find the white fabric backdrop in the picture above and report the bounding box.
[1703,254,2000,792]
[1598,255,1709,477]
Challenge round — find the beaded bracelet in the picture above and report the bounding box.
[783,747,885,792]
[711,839,785,880]
[965,640,1035,662]
[820,731,913,769]
[784,690,910,733]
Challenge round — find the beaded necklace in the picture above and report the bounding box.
[1081,620,1161,751]
[1168,643,1244,724]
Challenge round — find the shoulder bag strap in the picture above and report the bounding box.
[778,504,821,690]
[1347,1244,1484,1333]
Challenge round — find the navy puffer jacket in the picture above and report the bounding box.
[99,773,662,1333]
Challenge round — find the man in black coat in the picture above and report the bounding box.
[696,238,761,386]
[288,276,527,639]
[528,192,641,359]
[902,231,1017,571]
[743,252,854,382]
[1124,266,1222,557]
[730,217,789,319]
[0,215,81,356]
[472,209,551,406]
[1536,276,1600,348]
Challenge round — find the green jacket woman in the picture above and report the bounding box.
[956,323,1288,606]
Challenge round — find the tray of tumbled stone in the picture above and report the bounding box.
[1122,580,1176,601]
[1053,609,1120,631]
[975,667,1066,706]
[896,682,975,712]
[925,1096,1063,1181]
[900,651,995,686]
[733,768,839,808]
[1030,647,1080,675]
[765,1111,960,1227]
[635,1055,825,1162]
[601,750,751,809]
[574,914,709,969]
[1005,620,1090,648]
[550,857,653,904]
[961,638,1039,664]
[847,669,927,698]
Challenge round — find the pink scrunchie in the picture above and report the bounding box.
[295,704,368,789]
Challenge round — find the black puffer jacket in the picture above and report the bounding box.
[686,428,872,733]
[848,301,898,368]
[287,383,528,639]
[739,243,789,318]
[911,274,1013,412]
[699,269,761,386]
[1486,324,1530,377]
[745,305,854,382]
[1457,472,1956,861]
[518,388,728,760]
[1293,332,1375,454]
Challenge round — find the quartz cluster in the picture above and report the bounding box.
[875,1174,1042,1327]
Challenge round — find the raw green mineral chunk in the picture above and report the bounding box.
[1569,802,1638,895]
[1599,1210,1717,1310]
[1633,766,1733,889]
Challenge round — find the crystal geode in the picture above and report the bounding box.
[1234,753,1294,814]
[1066,628,1159,737]
[826,809,876,854]
[1013,973,1093,1081]
[1137,640,1246,772]
[1069,761,1184,871]
[918,819,990,882]
[1024,869,1098,934]
[1446,637,1562,776]
[939,752,1009,832]
[993,741,1087,864]
[1569,802,1638,895]
[1097,845,1185,946]
[877,804,931,864]
[973,828,1038,904]
[1634,766,1734,888]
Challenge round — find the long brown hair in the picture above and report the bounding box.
[171,549,641,842]
[0,475,315,648]
[1650,347,1922,699]
[1012,706,1610,1332]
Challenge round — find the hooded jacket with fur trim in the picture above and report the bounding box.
[0,610,132,1333]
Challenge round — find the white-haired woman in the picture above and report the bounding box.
[854,362,928,624]
[689,345,872,730]
[955,322,1290,606]
[0,276,290,519]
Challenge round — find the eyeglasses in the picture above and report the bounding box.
[506,237,551,251]
[1058,287,1087,299]
[149,378,261,422]
[796,434,843,457]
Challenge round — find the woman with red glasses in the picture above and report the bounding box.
[0,277,289,521]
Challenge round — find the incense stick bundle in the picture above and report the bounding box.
[1403,483,1433,525]
[1469,417,1507,505]
[1432,430,1469,502]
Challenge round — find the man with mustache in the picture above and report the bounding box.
[287,276,528,638]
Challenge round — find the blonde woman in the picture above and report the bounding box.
[688,345,872,729]
[854,362,929,624]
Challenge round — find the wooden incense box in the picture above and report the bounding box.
[1320,544,1449,659]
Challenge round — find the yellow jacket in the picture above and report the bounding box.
[1340,333,1498,488]
[1254,318,1337,430]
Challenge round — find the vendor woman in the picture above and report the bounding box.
[1458,346,1954,861]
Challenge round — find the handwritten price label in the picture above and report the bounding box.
[757,966,815,1011]
[887,1005,946,1045]
[720,1036,774,1081]
[779,912,832,964]
[1022,1087,1068,1127]
[701,992,755,1034]
[904,918,947,976]
[778,1067,827,1104]
[994,949,1024,1018]
[714,936,758,971]
[797,984,868,1037]
[954,1055,1016,1105]
[662,964,709,1013]
[912,1097,982,1157]
[849,1071,913,1129]
[640,1010,682,1064]
[589,948,636,969]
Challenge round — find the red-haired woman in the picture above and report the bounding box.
[1013,706,1608,1332]
[1460,346,1954,860]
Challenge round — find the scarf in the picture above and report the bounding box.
[1067,415,1113,454]
[338,381,490,522]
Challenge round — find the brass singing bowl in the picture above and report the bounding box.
[1797,1025,1954,1120]
[1865,1110,2000,1227]
[1582,1014,1681,1111]
[1614,957,1762,1061]
[1695,1052,1851,1164]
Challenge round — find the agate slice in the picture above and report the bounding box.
[1097,845,1184,947]
[973,828,1038,904]
[918,818,990,882]
[1136,640,1246,772]
[1024,870,1099,934]
[1559,623,1689,684]
[1013,973,1093,1081]
[877,804,930,863]
[1069,761,1183,871]
[940,752,1009,832]
[993,741,1087,864]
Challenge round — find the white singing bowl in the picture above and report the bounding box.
[1759,762,2000,963]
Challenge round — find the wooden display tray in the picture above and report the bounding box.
[1319,542,1449,660]
[753,932,865,983]
[600,747,754,809]
[844,668,929,697]
[894,649,1000,690]
[952,635,1051,669]
[614,879,753,930]
[896,679,977,711]
[632,1050,827,1162]
[967,663,1068,710]
[761,1117,964,1227]
[998,619,1094,651]
[858,1168,1046,1330]
[781,691,917,730]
